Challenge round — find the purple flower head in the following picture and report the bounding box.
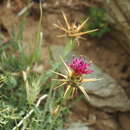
[69,57,93,75]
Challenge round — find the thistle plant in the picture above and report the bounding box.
[53,56,99,100]
[54,11,98,45]
[51,12,100,116]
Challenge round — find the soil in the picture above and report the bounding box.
[0,1,130,130]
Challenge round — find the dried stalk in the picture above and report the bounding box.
[12,94,48,130]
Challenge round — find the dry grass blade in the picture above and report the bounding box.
[54,82,66,89]
[71,88,76,97]
[79,86,89,100]
[52,79,67,82]
[60,56,72,76]
[53,24,69,32]
[61,11,70,30]
[64,85,71,97]
[51,70,67,79]
[77,18,89,31]
[57,34,66,38]
[69,29,98,37]
[82,78,101,82]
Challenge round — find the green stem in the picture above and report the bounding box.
[63,38,75,57]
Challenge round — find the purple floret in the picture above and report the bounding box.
[69,57,93,75]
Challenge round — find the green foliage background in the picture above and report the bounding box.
[86,7,110,38]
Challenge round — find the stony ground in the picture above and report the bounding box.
[0,1,130,130]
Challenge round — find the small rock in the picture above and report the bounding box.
[94,112,119,130]
[118,113,130,130]
[83,63,130,112]
[64,122,93,130]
